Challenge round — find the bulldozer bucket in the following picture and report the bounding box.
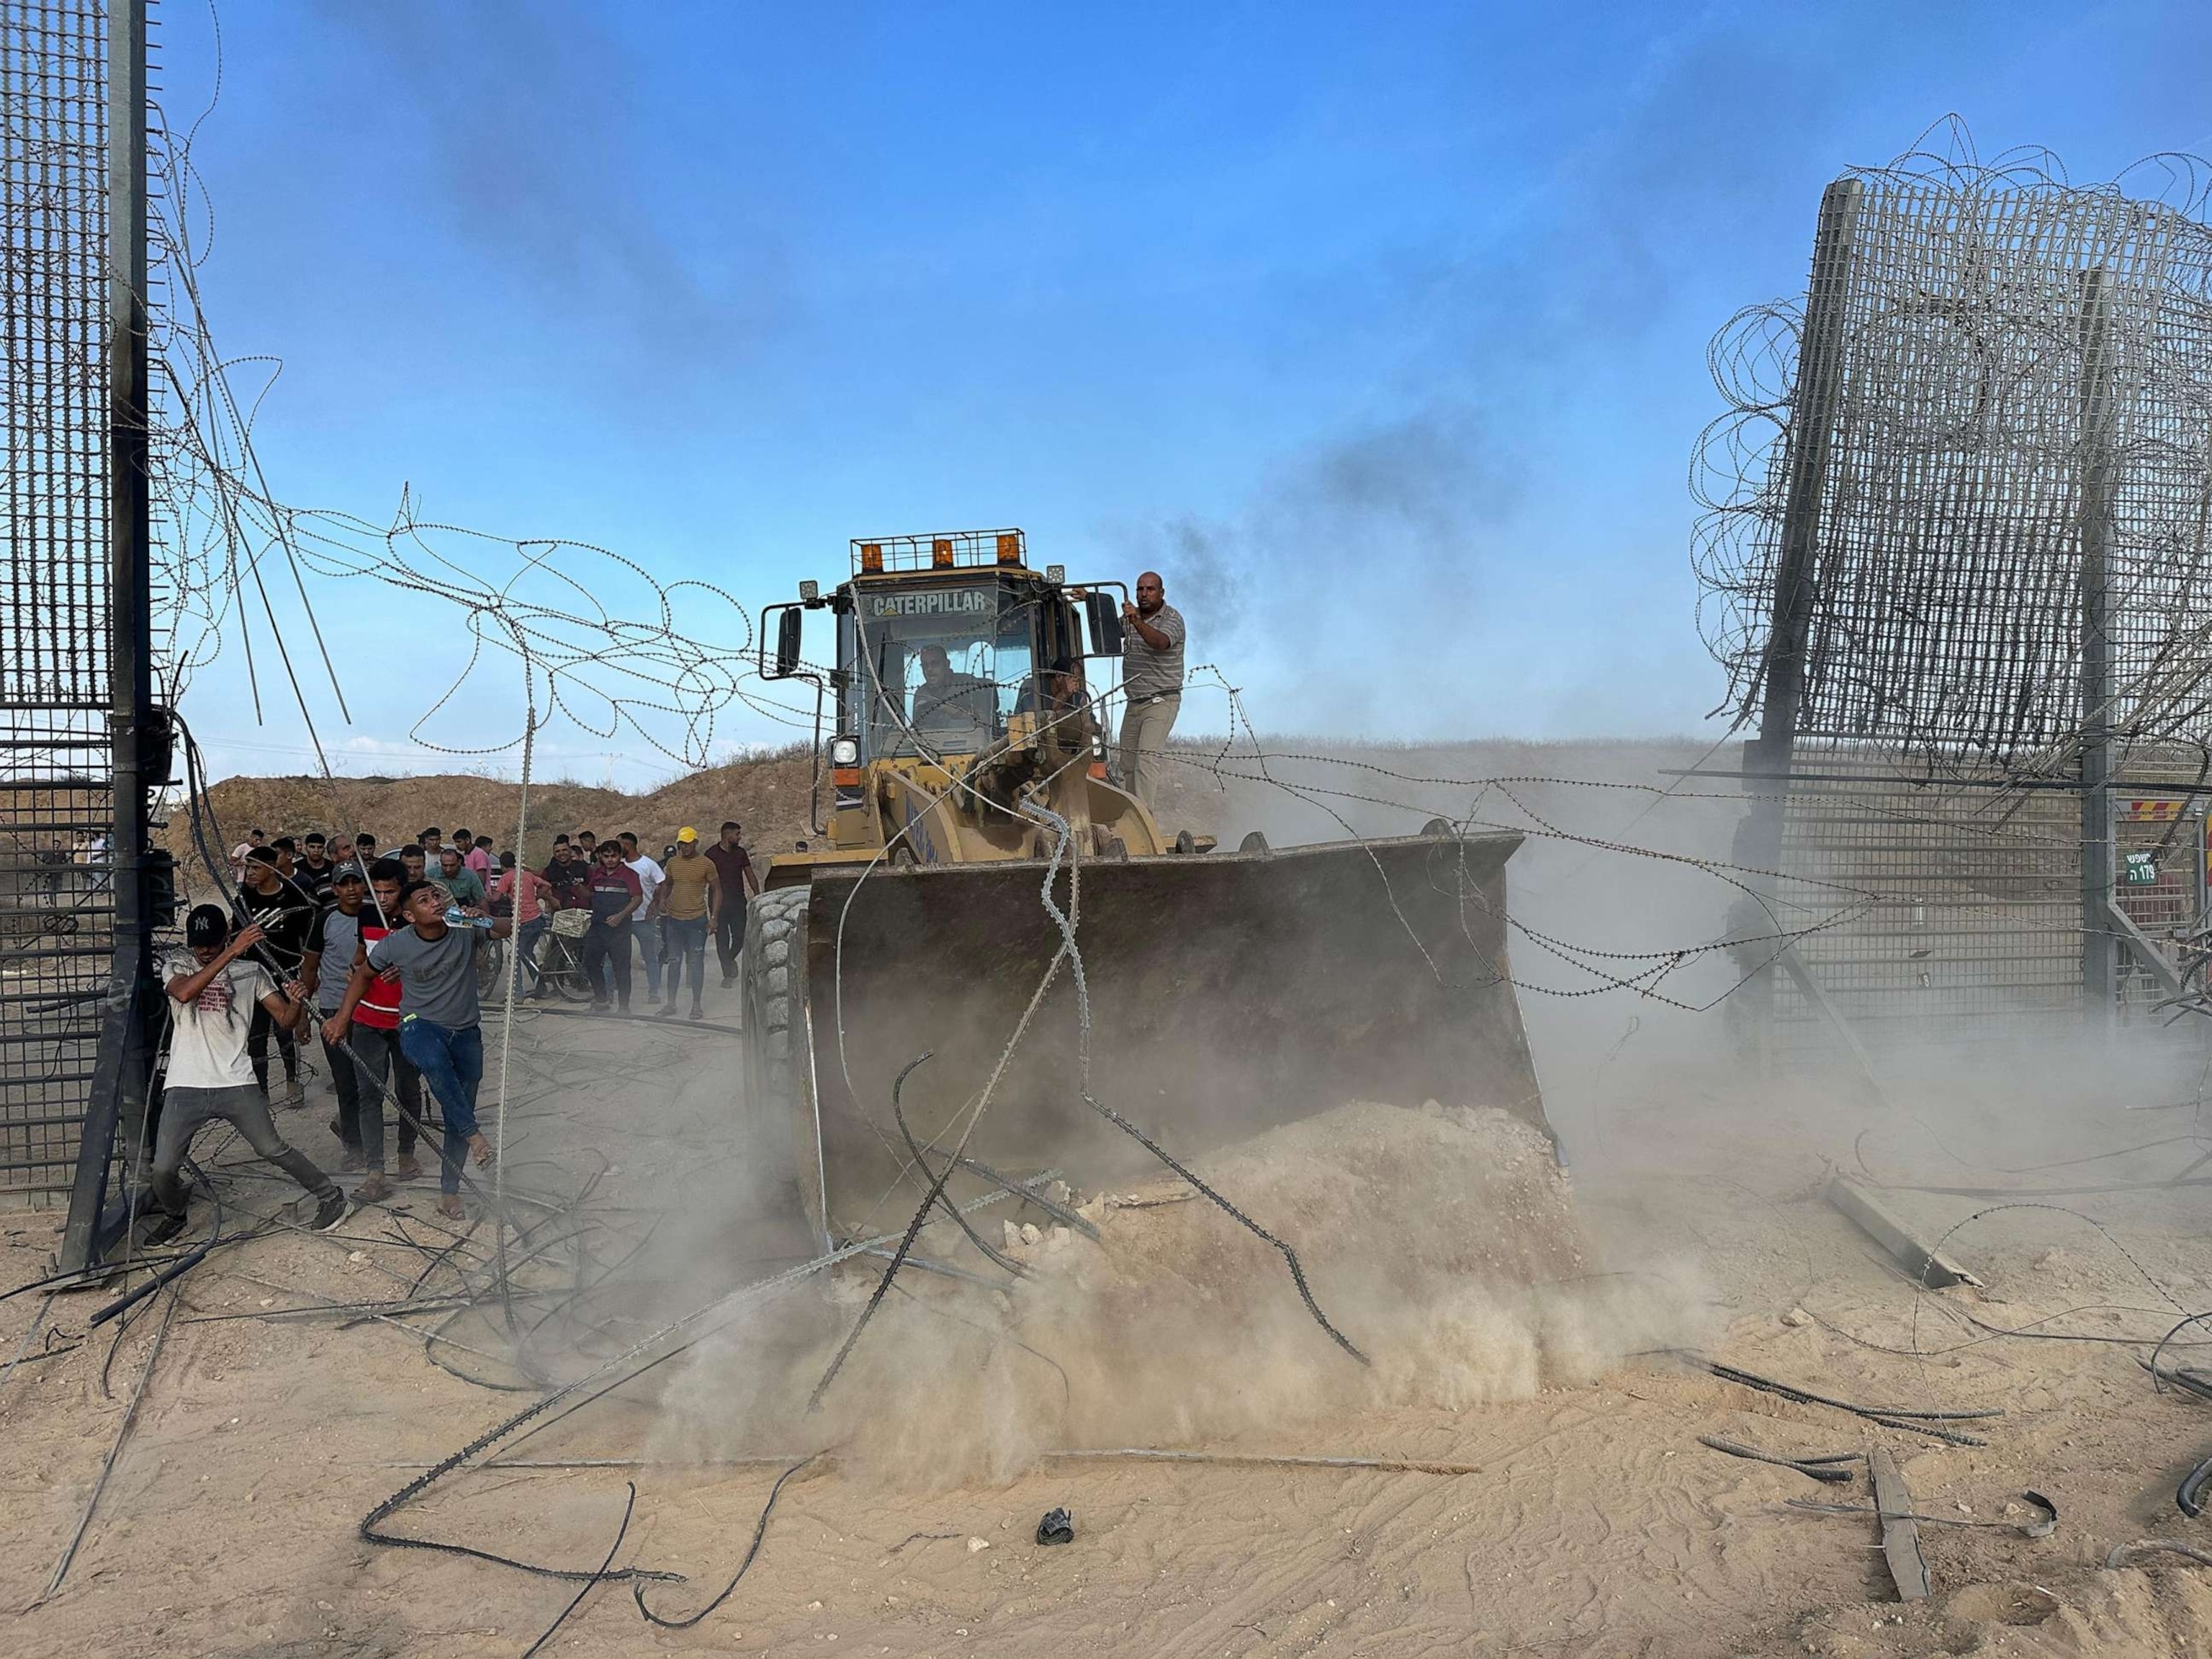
[759,829,1549,1243]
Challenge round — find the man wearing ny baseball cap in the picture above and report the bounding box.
[148,905,346,1236]
[650,827,721,1021]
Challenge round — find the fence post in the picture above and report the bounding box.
[1737,177,1864,1033]
[60,0,151,1273]
[2077,266,2116,1025]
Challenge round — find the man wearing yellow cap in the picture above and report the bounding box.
[650,827,721,1021]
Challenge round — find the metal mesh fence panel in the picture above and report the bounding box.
[1,0,106,710]
[1764,747,2212,1056]
[0,719,117,1185]
[0,0,111,1190]
[1768,746,2084,1053]
[1696,147,2212,769]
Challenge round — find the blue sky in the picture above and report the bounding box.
[158,0,2212,788]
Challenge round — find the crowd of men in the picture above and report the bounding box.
[524,822,760,1017]
[219,821,759,1012]
[151,818,759,1233]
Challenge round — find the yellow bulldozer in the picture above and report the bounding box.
[743,529,1551,1248]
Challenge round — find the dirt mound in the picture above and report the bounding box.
[656,1100,1696,1488]
[165,734,1699,889]
[1067,1099,1586,1308]
[993,1102,1660,1454]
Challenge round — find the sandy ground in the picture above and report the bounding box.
[9,973,2212,1656]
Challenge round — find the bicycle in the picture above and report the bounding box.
[475,930,508,999]
[526,908,598,1003]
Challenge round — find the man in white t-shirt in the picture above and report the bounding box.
[619,831,667,1006]
[148,904,344,1237]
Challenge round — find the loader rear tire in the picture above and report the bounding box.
[742,883,823,1236]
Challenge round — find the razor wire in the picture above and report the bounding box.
[141,27,806,769]
[1691,120,2212,777]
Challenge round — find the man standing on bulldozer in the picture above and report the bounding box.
[1118,570,1185,809]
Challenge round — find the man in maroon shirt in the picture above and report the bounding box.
[706,819,760,986]
[583,838,642,1012]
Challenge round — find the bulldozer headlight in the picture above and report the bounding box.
[799,580,819,603]
[1044,563,1065,583]
[830,736,860,766]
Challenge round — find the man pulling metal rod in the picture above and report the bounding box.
[328,878,513,1222]
[143,906,346,1244]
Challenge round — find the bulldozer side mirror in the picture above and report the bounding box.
[774,608,804,678]
[1085,590,1123,656]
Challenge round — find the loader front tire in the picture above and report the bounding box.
[742,884,823,1236]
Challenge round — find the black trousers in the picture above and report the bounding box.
[248,1001,300,1092]
[585,921,632,1007]
[320,1022,423,1163]
[714,904,746,982]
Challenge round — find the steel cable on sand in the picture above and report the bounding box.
[356,1179,1058,1578]
[490,657,540,1307]
[807,816,1084,1411]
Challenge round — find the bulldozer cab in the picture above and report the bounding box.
[760,529,1140,864]
[843,572,1079,760]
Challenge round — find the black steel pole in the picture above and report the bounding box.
[1750,176,1865,816]
[60,0,150,1273]
[2077,266,2117,1023]
[1734,178,1863,1041]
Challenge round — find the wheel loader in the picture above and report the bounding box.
[744,529,1551,1248]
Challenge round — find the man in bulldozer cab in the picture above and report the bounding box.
[908,643,994,742]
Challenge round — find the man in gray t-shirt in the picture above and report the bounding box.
[1118,569,1186,811]
[304,869,370,1013]
[367,911,484,1028]
[338,878,509,1218]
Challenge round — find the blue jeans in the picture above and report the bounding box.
[634,911,664,997]
[663,914,709,1008]
[399,1017,483,1196]
[516,915,549,989]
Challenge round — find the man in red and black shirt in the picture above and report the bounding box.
[584,839,642,1013]
[318,858,427,1185]
[706,819,760,987]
